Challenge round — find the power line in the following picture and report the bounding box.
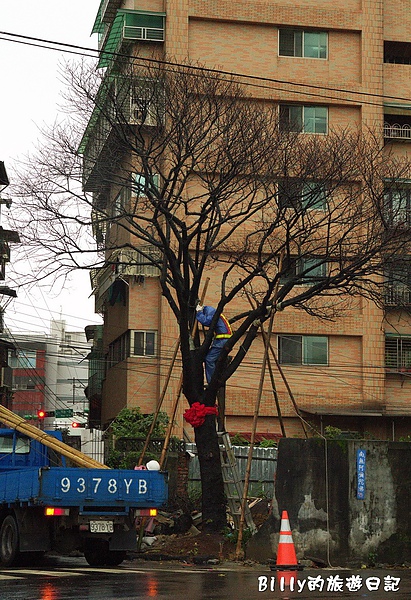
[0,29,405,418]
[0,30,411,109]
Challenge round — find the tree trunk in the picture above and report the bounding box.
[194,415,226,531]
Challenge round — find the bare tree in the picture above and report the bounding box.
[10,57,411,529]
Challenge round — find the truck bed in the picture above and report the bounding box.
[0,466,167,511]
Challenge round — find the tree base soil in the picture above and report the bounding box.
[137,530,239,563]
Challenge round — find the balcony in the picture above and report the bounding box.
[81,110,116,191]
[384,122,411,141]
[385,285,411,307]
[99,0,122,24]
[91,247,161,311]
[96,10,165,69]
[80,75,161,190]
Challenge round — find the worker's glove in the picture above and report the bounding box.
[196,304,203,312]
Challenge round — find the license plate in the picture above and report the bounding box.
[90,520,114,533]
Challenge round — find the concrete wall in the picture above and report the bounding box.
[246,438,411,567]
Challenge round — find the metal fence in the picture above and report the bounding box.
[186,443,277,498]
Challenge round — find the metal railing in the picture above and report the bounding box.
[123,25,164,42]
[384,285,411,306]
[384,122,411,140]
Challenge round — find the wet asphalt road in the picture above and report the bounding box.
[0,556,410,600]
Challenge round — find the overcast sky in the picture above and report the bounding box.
[0,1,102,334]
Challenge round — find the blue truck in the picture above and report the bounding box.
[0,428,168,567]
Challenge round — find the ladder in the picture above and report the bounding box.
[218,431,257,533]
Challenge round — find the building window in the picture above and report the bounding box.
[302,182,327,210]
[131,330,156,357]
[278,335,328,365]
[132,173,159,199]
[385,336,411,370]
[13,375,37,390]
[279,29,327,59]
[384,41,411,65]
[385,262,411,306]
[279,105,327,134]
[278,180,327,210]
[123,12,165,42]
[108,330,157,367]
[384,184,411,226]
[9,350,37,369]
[108,332,130,366]
[281,257,327,284]
[129,78,162,126]
[112,185,131,217]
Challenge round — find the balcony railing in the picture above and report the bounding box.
[91,247,161,311]
[123,25,164,42]
[384,285,411,306]
[384,122,411,140]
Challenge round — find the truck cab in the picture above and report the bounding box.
[0,428,65,468]
[0,428,168,567]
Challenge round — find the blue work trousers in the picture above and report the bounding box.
[205,340,228,384]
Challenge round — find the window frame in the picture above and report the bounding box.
[279,28,328,59]
[13,375,36,390]
[280,256,327,285]
[278,179,327,211]
[0,436,30,455]
[279,104,328,134]
[129,77,164,126]
[132,172,159,200]
[9,350,37,369]
[112,185,131,217]
[123,11,165,42]
[301,182,328,211]
[130,330,157,357]
[384,183,411,226]
[385,262,411,306]
[278,334,329,366]
[385,335,411,370]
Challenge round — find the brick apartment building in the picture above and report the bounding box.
[84,0,411,441]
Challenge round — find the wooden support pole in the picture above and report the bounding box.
[235,308,275,560]
[264,339,286,438]
[244,290,286,437]
[267,344,308,438]
[138,337,180,466]
[159,376,182,469]
[235,253,285,558]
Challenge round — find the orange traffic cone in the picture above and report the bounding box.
[276,510,298,568]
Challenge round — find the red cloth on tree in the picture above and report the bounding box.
[183,402,218,428]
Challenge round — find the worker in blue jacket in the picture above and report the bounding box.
[195,305,232,384]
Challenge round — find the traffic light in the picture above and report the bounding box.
[71,421,86,428]
[37,410,55,419]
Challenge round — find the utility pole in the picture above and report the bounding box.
[0,161,20,411]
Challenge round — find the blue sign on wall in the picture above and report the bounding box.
[356,449,366,499]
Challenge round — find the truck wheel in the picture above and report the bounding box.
[0,515,19,567]
[84,540,110,566]
[105,551,126,566]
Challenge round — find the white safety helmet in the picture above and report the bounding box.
[146,460,161,471]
